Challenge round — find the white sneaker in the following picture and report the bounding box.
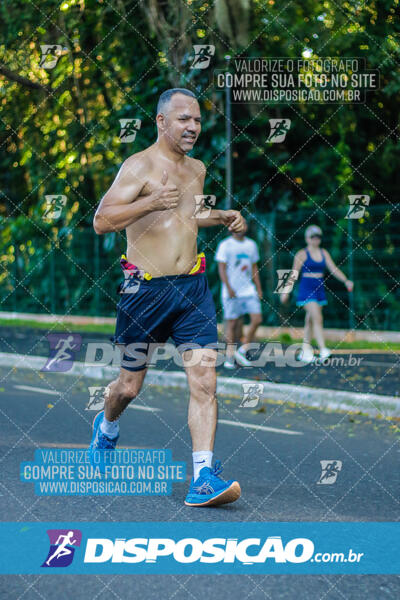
[234,346,252,367]
[223,359,235,370]
[319,347,331,360]
[298,346,314,364]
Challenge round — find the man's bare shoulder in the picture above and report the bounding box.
[123,148,153,175]
[186,156,206,178]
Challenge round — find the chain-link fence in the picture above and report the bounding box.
[2,204,399,331]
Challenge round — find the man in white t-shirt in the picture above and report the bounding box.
[215,223,263,368]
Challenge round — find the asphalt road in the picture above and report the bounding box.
[0,365,399,598]
[229,351,400,397]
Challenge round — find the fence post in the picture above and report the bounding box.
[94,231,100,316]
[261,209,276,323]
[49,240,55,315]
[225,55,232,210]
[347,217,355,330]
[12,239,18,313]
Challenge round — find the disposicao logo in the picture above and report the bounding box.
[83,536,314,564]
[41,529,82,567]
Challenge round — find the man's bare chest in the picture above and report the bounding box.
[142,169,203,214]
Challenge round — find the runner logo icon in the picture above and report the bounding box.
[190,45,215,69]
[240,383,264,408]
[274,269,299,294]
[267,119,291,143]
[41,529,82,567]
[317,460,343,485]
[119,118,141,143]
[42,334,82,372]
[346,195,370,219]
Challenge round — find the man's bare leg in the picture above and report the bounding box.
[183,348,241,505]
[88,364,147,469]
[185,348,218,452]
[104,368,147,422]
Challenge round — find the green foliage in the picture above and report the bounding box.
[0,0,399,328]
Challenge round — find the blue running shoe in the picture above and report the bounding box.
[184,461,241,507]
[88,411,119,473]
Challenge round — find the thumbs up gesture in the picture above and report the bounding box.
[149,170,180,211]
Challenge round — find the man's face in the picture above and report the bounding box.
[158,93,201,154]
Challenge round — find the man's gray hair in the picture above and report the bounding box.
[157,88,197,115]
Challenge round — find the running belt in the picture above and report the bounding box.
[119,252,206,281]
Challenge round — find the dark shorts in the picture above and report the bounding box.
[112,272,218,371]
[296,276,327,306]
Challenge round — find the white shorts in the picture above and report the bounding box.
[222,295,262,320]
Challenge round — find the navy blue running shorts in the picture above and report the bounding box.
[111,272,218,371]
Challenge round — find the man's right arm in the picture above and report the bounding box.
[93,158,178,234]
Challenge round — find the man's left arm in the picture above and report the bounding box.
[194,160,245,232]
[196,208,246,232]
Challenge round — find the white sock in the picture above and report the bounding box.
[193,450,213,481]
[100,415,119,439]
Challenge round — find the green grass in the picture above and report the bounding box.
[0,318,399,351]
[271,333,400,352]
[0,318,114,335]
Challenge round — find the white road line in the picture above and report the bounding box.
[14,385,161,412]
[218,418,303,435]
[128,404,161,412]
[85,404,161,412]
[14,385,59,396]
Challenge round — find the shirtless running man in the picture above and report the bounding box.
[88,88,245,507]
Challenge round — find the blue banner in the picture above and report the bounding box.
[0,522,399,574]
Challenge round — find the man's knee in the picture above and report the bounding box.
[189,367,217,400]
[114,371,144,402]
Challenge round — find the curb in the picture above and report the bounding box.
[0,352,399,418]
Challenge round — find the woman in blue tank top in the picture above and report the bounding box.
[281,225,354,363]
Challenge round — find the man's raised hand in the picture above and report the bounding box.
[149,170,180,211]
[221,209,246,233]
